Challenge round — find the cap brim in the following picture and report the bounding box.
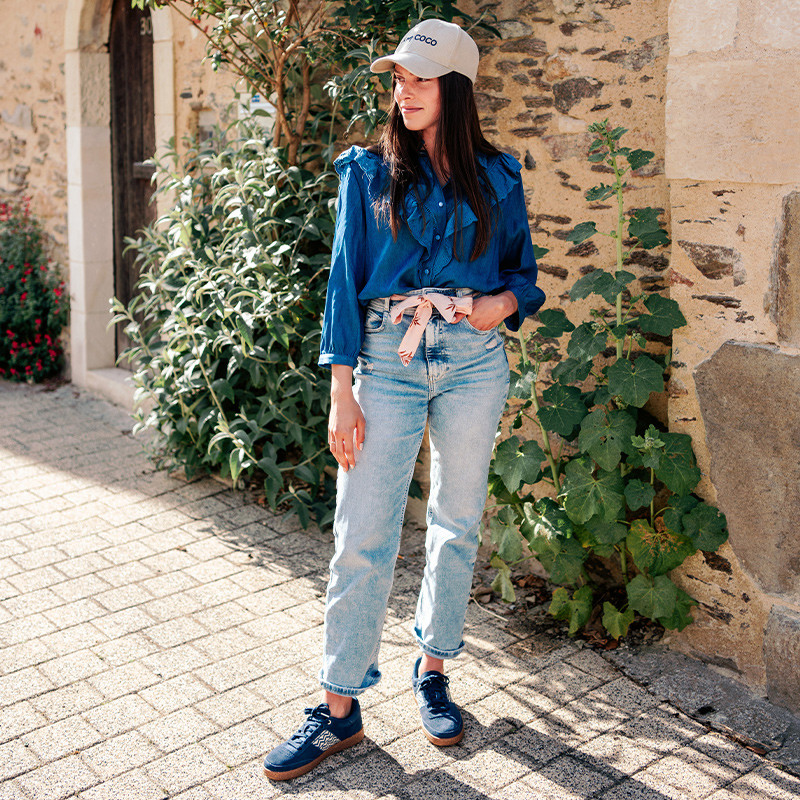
[370,52,450,79]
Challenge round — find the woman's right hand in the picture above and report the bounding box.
[329,365,366,472]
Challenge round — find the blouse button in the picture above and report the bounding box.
[438,201,444,207]
[435,234,441,240]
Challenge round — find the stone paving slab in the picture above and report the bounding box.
[2,380,800,799]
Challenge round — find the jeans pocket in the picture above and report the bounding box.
[461,317,496,335]
[364,308,387,333]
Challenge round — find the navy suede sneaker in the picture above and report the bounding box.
[263,700,363,780]
[411,657,464,746]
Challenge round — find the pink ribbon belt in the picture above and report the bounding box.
[389,293,474,365]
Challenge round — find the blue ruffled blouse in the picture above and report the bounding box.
[319,145,545,368]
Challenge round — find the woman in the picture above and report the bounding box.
[264,18,545,780]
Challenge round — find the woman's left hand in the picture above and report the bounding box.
[455,291,518,330]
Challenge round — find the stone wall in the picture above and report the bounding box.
[0,4,69,264]
[664,0,800,712]
[467,0,671,344]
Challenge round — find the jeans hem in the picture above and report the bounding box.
[319,672,380,697]
[415,633,465,660]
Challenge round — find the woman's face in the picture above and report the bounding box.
[393,65,441,138]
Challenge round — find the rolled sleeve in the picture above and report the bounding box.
[497,178,546,330]
[319,164,367,369]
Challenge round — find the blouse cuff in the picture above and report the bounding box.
[318,353,359,370]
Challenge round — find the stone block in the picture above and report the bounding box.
[764,604,800,714]
[666,61,800,183]
[694,342,800,598]
[669,0,738,56]
[751,0,800,50]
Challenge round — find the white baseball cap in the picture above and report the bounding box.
[370,20,480,84]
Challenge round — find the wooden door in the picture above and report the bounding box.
[109,0,156,360]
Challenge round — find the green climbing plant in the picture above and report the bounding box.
[487,120,728,640]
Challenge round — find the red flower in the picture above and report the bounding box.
[48,348,57,359]
[35,318,41,327]
[6,329,14,339]
[21,277,26,284]
[20,292,27,302]
[54,286,63,297]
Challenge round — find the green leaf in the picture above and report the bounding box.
[521,497,574,544]
[681,502,728,551]
[211,378,235,404]
[559,457,625,523]
[489,506,524,562]
[578,408,637,471]
[570,269,615,302]
[585,184,615,202]
[567,322,608,364]
[638,294,687,336]
[628,424,666,469]
[493,436,545,493]
[654,432,701,495]
[536,308,575,338]
[626,574,678,620]
[537,384,587,437]
[607,356,664,408]
[566,221,598,245]
[602,601,635,639]
[628,208,670,249]
[624,479,656,511]
[658,587,697,631]
[229,448,245,485]
[532,244,550,260]
[551,357,593,384]
[570,269,637,304]
[490,555,516,603]
[662,494,700,533]
[532,534,587,585]
[626,519,696,576]
[625,149,654,171]
[508,366,537,399]
[584,515,628,545]
[550,585,593,636]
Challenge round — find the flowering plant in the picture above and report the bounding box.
[0,199,68,382]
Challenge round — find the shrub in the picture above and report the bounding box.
[486,121,728,640]
[0,200,68,383]
[112,126,338,525]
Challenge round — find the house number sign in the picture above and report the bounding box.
[140,17,153,36]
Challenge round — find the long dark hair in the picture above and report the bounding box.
[370,71,501,261]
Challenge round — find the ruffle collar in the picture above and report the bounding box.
[334,146,522,256]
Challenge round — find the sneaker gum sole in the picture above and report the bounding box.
[422,727,463,747]
[263,728,364,781]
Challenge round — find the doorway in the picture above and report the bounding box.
[109,0,157,360]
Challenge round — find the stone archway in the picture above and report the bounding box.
[64,0,174,407]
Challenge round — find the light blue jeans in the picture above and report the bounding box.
[320,289,510,696]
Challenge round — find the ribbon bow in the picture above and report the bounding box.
[389,293,474,365]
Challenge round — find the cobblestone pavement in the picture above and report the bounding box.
[2,381,800,800]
